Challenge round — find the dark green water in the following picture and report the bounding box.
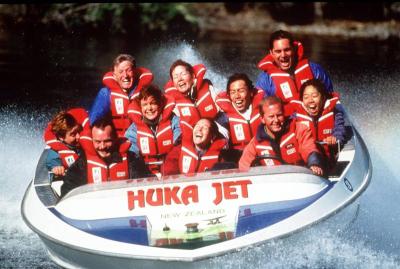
[1,28,400,268]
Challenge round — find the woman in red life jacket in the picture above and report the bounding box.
[239,96,324,176]
[215,73,265,163]
[125,84,182,178]
[164,59,220,128]
[291,78,347,169]
[44,109,89,177]
[90,54,154,137]
[163,118,228,176]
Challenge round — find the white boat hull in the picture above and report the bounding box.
[21,125,371,268]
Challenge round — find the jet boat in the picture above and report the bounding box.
[21,120,371,269]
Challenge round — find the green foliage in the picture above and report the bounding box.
[139,3,198,31]
[1,3,198,35]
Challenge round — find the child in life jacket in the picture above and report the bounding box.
[44,109,89,177]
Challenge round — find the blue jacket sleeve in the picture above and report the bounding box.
[215,111,229,130]
[46,149,62,171]
[171,115,182,145]
[125,123,139,155]
[89,87,111,126]
[307,151,324,168]
[214,111,230,140]
[310,62,333,93]
[332,104,346,143]
[255,72,275,96]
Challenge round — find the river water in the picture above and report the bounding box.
[1,28,400,268]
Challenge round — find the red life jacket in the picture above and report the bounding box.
[291,96,340,161]
[79,130,131,184]
[43,108,89,168]
[179,138,227,174]
[102,67,154,137]
[254,120,303,166]
[257,42,314,116]
[127,95,176,176]
[216,89,264,150]
[164,64,218,126]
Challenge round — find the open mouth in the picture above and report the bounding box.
[279,59,290,68]
[306,104,319,114]
[234,100,243,106]
[177,82,187,90]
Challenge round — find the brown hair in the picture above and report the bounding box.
[51,111,79,139]
[113,54,136,69]
[169,59,194,79]
[258,96,283,117]
[136,84,165,108]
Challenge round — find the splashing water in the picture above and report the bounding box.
[1,39,400,268]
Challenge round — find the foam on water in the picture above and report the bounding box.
[139,41,228,93]
[1,42,399,268]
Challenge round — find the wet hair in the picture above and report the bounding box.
[269,30,295,50]
[51,111,79,139]
[91,116,117,139]
[136,84,165,108]
[258,96,283,117]
[113,54,136,69]
[169,59,194,79]
[299,79,329,102]
[226,73,254,95]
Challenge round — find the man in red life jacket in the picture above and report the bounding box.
[45,110,86,177]
[61,118,150,197]
[163,118,228,175]
[215,73,265,163]
[89,54,153,137]
[125,84,181,177]
[239,96,324,176]
[255,30,333,116]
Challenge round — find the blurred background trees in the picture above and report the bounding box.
[0,3,399,39]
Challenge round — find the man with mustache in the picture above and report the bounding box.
[256,30,333,116]
[60,118,150,197]
[239,96,324,176]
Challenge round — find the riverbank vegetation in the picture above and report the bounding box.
[0,3,399,40]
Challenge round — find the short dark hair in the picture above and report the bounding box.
[259,96,283,117]
[113,54,136,69]
[91,116,117,139]
[226,73,254,94]
[136,84,165,108]
[299,79,329,102]
[269,30,294,50]
[169,59,194,79]
[51,111,79,139]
